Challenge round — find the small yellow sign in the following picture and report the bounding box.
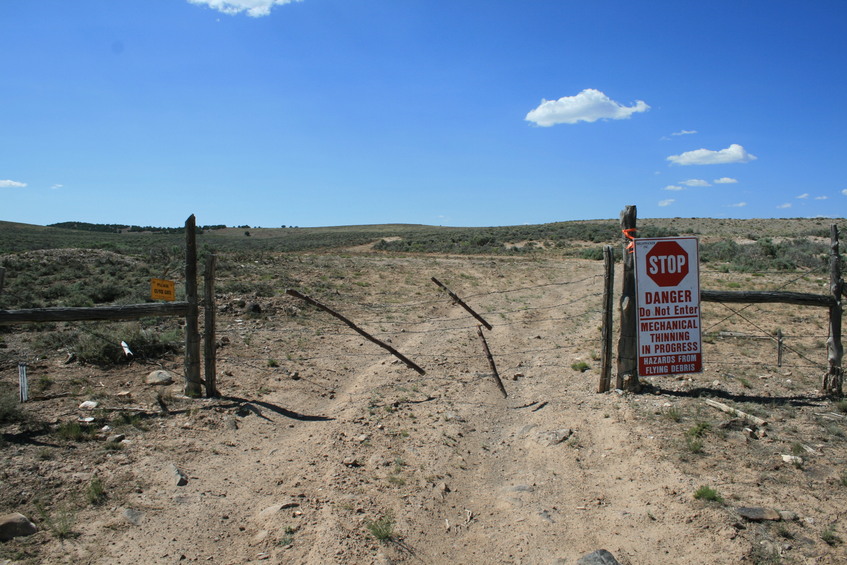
[151,278,176,302]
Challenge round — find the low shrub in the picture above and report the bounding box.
[366,515,395,542]
[693,485,723,503]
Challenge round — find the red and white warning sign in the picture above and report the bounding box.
[634,237,702,376]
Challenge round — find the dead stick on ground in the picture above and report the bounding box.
[704,398,768,426]
[286,289,425,375]
[477,325,507,398]
[431,277,492,330]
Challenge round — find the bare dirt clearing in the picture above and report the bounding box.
[2,248,846,564]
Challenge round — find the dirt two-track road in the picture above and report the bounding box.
[3,249,846,564]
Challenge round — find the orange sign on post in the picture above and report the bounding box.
[150,278,176,302]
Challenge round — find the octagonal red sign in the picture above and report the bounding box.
[645,240,689,287]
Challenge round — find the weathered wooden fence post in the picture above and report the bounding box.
[204,254,218,398]
[599,245,615,393]
[616,205,638,391]
[476,325,507,398]
[183,215,203,397]
[431,277,493,330]
[823,224,844,396]
[776,329,784,367]
[286,289,426,375]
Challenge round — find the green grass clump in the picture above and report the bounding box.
[0,387,24,424]
[36,502,78,540]
[112,411,146,430]
[56,421,94,442]
[686,421,711,438]
[684,436,704,454]
[682,421,711,454]
[387,474,406,486]
[664,406,683,422]
[570,361,590,373]
[86,477,107,506]
[73,322,182,366]
[693,485,723,503]
[36,376,55,392]
[822,524,842,546]
[366,515,395,542]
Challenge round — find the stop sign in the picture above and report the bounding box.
[645,240,689,287]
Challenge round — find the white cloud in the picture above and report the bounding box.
[187,0,301,17]
[50,184,63,190]
[525,89,649,127]
[713,177,738,184]
[664,185,684,191]
[0,179,26,188]
[842,189,847,196]
[777,203,792,209]
[667,144,757,166]
[726,202,747,208]
[680,179,711,187]
[672,130,698,136]
[797,193,809,199]
[658,199,675,207]
[815,196,828,200]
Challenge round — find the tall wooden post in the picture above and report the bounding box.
[823,224,843,396]
[184,215,203,397]
[204,254,219,398]
[616,206,639,391]
[599,245,615,392]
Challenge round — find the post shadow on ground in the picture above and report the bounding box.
[219,396,335,422]
[636,381,827,409]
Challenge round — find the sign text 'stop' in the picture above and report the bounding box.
[645,240,689,287]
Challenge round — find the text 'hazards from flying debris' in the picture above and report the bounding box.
[634,237,703,377]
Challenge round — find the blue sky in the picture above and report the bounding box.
[2,0,846,228]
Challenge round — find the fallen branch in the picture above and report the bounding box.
[704,398,767,426]
[286,289,425,375]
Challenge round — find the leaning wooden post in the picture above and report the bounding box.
[616,205,639,391]
[203,254,219,398]
[477,325,507,398]
[599,245,615,393]
[183,215,203,397]
[431,277,493,330]
[823,224,843,397]
[286,289,426,375]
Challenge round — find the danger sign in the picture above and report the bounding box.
[634,237,702,377]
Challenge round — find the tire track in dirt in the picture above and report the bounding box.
[55,255,770,563]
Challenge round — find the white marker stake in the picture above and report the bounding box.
[18,363,28,402]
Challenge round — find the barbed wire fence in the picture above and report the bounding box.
[0,249,837,399]
[209,261,835,398]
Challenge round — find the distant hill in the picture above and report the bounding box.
[1,216,843,257]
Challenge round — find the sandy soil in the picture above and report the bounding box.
[2,250,846,564]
